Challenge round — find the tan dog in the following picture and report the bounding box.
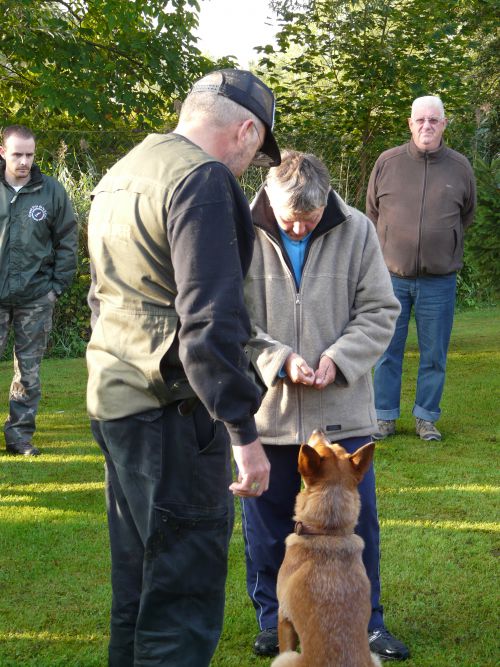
[271,429,381,667]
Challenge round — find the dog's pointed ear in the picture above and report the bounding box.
[349,442,375,482]
[298,444,322,477]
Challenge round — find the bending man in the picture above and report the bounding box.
[87,70,280,667]
[243,150,409,662]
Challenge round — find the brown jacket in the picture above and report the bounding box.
[366,140,476,277]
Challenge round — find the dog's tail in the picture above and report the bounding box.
[371,652,382,667]
[271,650,302,666]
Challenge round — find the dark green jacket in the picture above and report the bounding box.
[0,161,78,304]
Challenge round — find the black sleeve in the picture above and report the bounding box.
[167,162,260,446]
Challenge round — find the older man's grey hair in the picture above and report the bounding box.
[266,150,330,212]
[180,71,261,129]
[411,96,445,118]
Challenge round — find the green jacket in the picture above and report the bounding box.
[87,134,261,446]
[0,161,77,305]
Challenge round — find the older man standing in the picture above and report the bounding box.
[87,70,279,667]
[366,96,476,442]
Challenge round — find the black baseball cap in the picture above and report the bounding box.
[190,69,281,167]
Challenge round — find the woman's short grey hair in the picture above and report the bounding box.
[411,95,445,118]
[180,72,261,129]
[266,150,330,211]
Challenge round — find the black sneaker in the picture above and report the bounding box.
[254,628,279,656]
[369,628,410,661]
[6,441,40,456]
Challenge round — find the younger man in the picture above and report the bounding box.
[0,125,77,456]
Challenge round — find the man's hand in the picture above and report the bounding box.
[230,438,270,497]
[314,355,336,389]
[284,352,315,385]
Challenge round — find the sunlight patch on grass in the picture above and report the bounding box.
[448,350,500,359]
[0,631,105,642]
[383,484,499,494]
[381,518,499,532]
[0,507,105,522]
[0,495,33,503]
[404,350,499,361]
[0,454,103,463]
[0,482,104,493]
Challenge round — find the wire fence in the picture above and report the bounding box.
[1,121,494,359]
[34,122,494,212]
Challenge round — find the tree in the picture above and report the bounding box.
[0,0,211,130]
[465,156,500,296]
[258,0,492,205]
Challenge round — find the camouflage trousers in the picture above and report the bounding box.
[0,292,55,446]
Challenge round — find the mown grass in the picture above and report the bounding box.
[0,307,498,666]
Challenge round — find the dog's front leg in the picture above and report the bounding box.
[277,612,299,652]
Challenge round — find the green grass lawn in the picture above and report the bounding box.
[0,307,498,666]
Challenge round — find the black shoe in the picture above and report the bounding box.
[369,628,410,661]
[254,628,279,656]
[6,441,40,456]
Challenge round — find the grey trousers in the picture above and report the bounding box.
[0,292,55,446]
[91,399,234,667]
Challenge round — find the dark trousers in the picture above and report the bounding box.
[240,436,384,633]
[0,293,54,445]
[91,400,234,667]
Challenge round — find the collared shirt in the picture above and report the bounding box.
[278,228,312,287]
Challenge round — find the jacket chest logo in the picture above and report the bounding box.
[28,204,48,222]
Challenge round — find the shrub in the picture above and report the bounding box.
[47,143,96,356]
[3,137,496,360]
[462,157,500,298]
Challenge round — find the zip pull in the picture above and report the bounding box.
[11,195,17,204]
[295,293,300,305]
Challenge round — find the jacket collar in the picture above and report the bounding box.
[0,159,43,189]
[407,138,448,162]
[251,186,349,243]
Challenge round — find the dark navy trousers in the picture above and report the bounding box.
[91,400,233,667]
[240,436,384,633]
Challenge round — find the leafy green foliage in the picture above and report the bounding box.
[48,143,96,356]
[260,0,497,207]
[0,0,211,130]
[463,157,500,296]
[255,0,498,301]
